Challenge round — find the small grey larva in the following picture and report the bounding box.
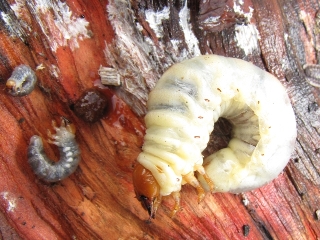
[6,65,37,96]
[132,55,297,219]
[28,118,80,182]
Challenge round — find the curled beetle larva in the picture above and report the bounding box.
[6,65,37,96]
[28,118,81,182]
[133,55,296,219]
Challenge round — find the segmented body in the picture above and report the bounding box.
[137,55,296,197]
[6,65,37,96]
[303,64,320,88]
[27,119,80,182]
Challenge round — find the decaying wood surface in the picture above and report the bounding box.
[0,0,319,239]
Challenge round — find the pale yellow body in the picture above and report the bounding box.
[137,55,296,196]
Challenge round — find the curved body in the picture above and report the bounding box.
[137,55,296,197]
[6,65,37,96]
[27,119,80,182]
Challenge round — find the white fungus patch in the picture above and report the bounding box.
[79,92,101,108]
[36,63,46,71]
[145,7,170,38]
[201,16,221,28]
[233,3,260,55]
[105,0,202,115]
[0,9,26,39]
[241,194,250,206]
[170,39,182,52]
[0,12,13,30]
[105,0,165,115]
[1,0,90,51]
[10,0,25,18]
[34,0,90,51]
[178,0,201,57]
[0,192,17,212]
[49,65,60,78]
[234,24,260,55]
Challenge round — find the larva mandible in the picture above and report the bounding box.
[6,65,37,96]
[28,118,81,182]
[133,54,297,219]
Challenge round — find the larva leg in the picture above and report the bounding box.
[47,120,58,144]
[183,172,205,203]
[170,191,181,217]
[195,165,214,191]
[148,194,162,221]
[27,118,80,182]
[65,120,76,134]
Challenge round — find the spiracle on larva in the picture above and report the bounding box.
[6,65,37,96]
[27,118,81,182]
[133,55,297,219]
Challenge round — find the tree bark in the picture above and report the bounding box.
[0,0,319,239]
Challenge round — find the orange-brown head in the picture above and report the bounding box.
[6,79,17,92]
[133,163,161,219]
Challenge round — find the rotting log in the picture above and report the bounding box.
[0,0,320,239]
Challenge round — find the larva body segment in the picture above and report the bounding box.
[6,65,37,96]
[27,119,80,182]
[134,55,296,218]
[303,64,320,87]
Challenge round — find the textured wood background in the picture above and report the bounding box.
[0,0,319,239]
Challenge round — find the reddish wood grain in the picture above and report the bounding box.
[0,0,320,239]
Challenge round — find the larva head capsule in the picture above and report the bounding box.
[132,163,161,219]
[5,79,17,92]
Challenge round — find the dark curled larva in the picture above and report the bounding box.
[132,55,297,219]
[27,118,80,182]
[6,65,37,96]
